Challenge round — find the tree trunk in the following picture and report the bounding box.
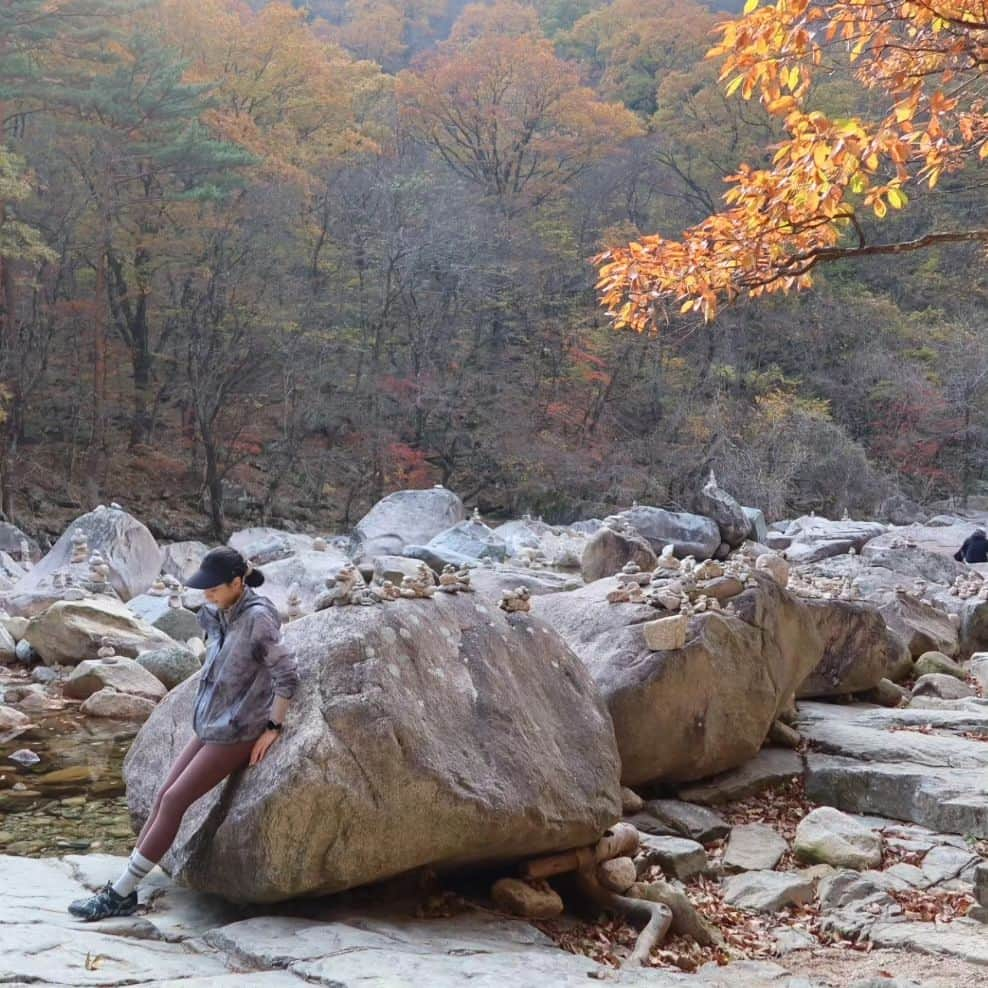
[202,425,226,540]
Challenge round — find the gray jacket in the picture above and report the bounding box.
[192,587,299,743]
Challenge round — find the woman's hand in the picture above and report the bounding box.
[249,729,280,766]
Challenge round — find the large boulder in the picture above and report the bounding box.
[127,594,199,642]
[405,519,508,570]
[123,593,622,902]
[694,474,750,548]
[859,539,965,586]
[0,521,40,562]
[878,592,959,658]
[255,548,351,616]
[614,506,720,561]
[877,495,929,526]
[63,655,167,701]
[580,527,656,583]
[24,597,177,666]
[352,487,465,560]
[796,600,904,698]
[160,541,210,584]
[10,506,162,602]
[468,565,582,601]
[136,645,202,690]
[743,508,769,544]
[532,574,825,786]
[785,518,886,565]
[228,528,314,566]
[493,518,554,557]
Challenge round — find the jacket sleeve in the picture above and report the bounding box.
[252,611,299,700]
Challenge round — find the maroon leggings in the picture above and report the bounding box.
[136,734,257,862]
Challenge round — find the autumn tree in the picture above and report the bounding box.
[396,6,644,213]
[562,0,716,115]
[594,0,988,327]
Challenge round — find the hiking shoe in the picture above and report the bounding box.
[67,881,138,921]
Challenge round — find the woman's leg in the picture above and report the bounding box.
[137,738,257,863]
[136,733,205,845]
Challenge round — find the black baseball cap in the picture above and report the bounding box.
[185,547,251,589]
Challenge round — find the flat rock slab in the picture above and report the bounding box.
[640,799,732,843]
[677,748,804,805]
[722,871,815,913]
[724,823,789,871]
[636,835,709,880]
[869,919,988,965]
[0,921,230,985]
[805,754,988,838]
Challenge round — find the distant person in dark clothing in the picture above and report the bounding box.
[955,528,988,563]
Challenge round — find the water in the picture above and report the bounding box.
[0,668,138,857]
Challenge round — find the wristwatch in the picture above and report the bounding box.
[266,720,283,732]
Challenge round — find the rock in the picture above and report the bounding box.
[919,844,979,886]
[805,754,988,838]
[24,597,177,667]
[766,532,793,551]
[912,673,974,700]
[161,540,211,584]
[970,653,988,692]
[621,787,644,814]
[974,862,988,906]
[794,807,882,870]
[627,880,722,946]
[533,574,823,786]
[1,616,28,641]
[597,856,637,892]
[30,666,59,685]
[0,521,40,562]
[755,553,789,587]
[914,650,966,679]
[614,505,721,560]
[0,625,14,663]
[0,705,30,731]
[768,720,802,748]
[123,593,622,901]
[492,518,553,557]
[257,548,351,616]
[352,487,465,560]
[869,918,988,965]
[860,678,909,707]
[773,929,817,955]
[722,871,814,913]
[878,593,959,658]
[136,645,201,690]
[127,593,200,641]
[13,639,36,664]
[80,687,157,721]
[797,600,901,698]
[491,878,564,919]
[723,824,788,872]
[371,555,431,587]
[878,495,929,526]
[228,527,314,565]
[466,565,582,602]
[743,507,769,544]
[642,614,687,651]
[860,540,962,585]
[404,519,508,570]
[12,505,162,602]
[635,835,708,880]
[677,748,804,805]
[580,526,656,583]
[634,800,730,843]
[694,474,751,549]
[63,656,167,701]
[8,748,40,766]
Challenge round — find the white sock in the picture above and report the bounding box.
[111,849,157,897]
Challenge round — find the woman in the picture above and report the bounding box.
[68,546,299,921]
[954,528,988,564]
